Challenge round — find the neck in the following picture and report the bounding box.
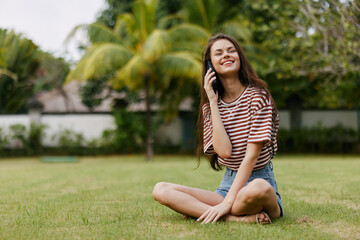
[220,75,245,102]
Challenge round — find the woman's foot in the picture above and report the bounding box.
[223,212,271,224]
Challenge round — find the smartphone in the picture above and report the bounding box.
[206,60,218,94]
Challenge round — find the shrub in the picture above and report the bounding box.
[95,108,147,153]
[51,129,85,155]
[0,127,9,149]
[277,123,358,153]
[28,123,47,154]
[9,124,28,149]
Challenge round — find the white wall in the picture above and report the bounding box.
[0,114,30,135]
[0,114,115,147]
[0,110,358,147]
[42,114,115,146]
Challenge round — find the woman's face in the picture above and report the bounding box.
[210,39,240,76]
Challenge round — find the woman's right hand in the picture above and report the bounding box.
[204,68,218,103]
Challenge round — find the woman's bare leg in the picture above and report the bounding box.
[152,182,224,218]
[152,179,280,223]
[230,179,281,221]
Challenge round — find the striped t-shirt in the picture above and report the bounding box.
[203,86,279,170]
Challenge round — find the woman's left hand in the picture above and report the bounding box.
[197,202,232,224]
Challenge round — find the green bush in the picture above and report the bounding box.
[95,108,147,153]
[28,123,47,154]
[278,123,358,153]
[6,123,47,155]
[9,124,28,148]
[51,128,85,155]
[0,127,9,149]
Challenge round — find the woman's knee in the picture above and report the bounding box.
[152,182,171,204]
[237,179,273,204]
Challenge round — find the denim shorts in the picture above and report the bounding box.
[215,161,283,216]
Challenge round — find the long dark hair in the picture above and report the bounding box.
[196,33,278,171]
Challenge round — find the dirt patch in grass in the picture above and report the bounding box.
[308,218,360,240]
[324,222,360,240]
[296,215,315,224]
[60,186,78,194]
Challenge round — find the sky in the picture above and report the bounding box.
[0,0,105,61]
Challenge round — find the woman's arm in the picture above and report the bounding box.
[222,142,262,207]
[209,101,232,158]
[204,69,232,158]
[198,142,262,224]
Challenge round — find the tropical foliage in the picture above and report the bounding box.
[33,51,70,95]
[240,0,360,109]
[0,29,70,114]
[0,29,39,113]
[66,0,210,160]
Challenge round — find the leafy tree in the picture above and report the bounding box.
[0,28,40,113]
[33,52,70,93]
[241,0,360,109]
[79,76,110,111]
[96,0,182,29]
[179,0,270,75]
[96,0,134,28]
[66,0,209,161]
[0,29,71,113]
[32,52,71,110]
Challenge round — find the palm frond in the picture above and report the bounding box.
[0,68,18,82]
[168,23,210,44]
[204,0,222,30]
[182,0,221,31]
[65,23,123,45]
[195,0,210,29]
[143,29,171,62]
[112,54,151,90]
[114,13,138,50]
[133,0,156,44]
[157,52,202,86]
[114,13,135,35]
[66,43,132,82]
[156,14,184,29]
[0,30,38,78]
[221,20,252,43]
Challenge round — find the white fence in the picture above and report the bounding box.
[0,110,359,147]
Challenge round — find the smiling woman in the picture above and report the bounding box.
[153,33,282,225]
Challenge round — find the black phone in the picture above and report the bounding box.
[206,60,218,94]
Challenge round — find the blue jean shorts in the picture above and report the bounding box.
[215,161,283,217]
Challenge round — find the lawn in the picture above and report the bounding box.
[0,155,359,240]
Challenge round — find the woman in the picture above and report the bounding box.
[152,33,283,224]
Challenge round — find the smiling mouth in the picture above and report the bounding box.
[222,60,234,65]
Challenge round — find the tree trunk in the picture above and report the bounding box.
[145,75,153,161]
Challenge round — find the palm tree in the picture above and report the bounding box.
[66,0,210,161]
[180,0,269,72]
[181,0,250,37]
[0,28,39,113]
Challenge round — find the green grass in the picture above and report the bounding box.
[0,155,359,240]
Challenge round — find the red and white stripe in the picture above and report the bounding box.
[203,86,279,170]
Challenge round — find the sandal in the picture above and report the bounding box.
[241,216,248,223]
[256,211,272,225]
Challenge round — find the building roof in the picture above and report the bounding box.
[37,81,193,113]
